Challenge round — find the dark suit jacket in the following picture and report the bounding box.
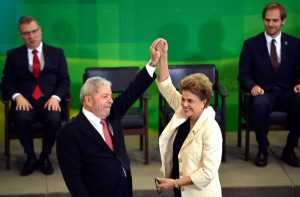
[1,43,70,100]
[238,32,300,91]
[56,67,155,197]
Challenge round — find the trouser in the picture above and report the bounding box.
[250,88,300,153]
[12,97,61,158]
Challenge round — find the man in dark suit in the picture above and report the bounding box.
[56,38,164,197]
[1,16,70,175]
[238,2,300,167]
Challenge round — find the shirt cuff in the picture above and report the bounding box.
[51,95,61,102]
[146,63,156,78]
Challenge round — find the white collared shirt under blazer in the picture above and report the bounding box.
[157,76,222,197]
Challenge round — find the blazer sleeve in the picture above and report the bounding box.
[56,123,90,197]
[55,49,70,98]
[238,40,257,91]
[1,49,22,99]
[43,46,70,99]
[113,66,156,118]
[294,39,300,85]
[156,76,182,111]
[190,119,222,189]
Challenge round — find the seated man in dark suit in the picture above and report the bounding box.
[1,16,70,175]
[238,2,300,167]
[56,38,164,197]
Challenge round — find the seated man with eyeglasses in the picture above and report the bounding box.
[1,15,70,176]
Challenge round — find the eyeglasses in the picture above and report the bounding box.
[20,27,40,37]
[181,98,202,105]
[154,178,163,195]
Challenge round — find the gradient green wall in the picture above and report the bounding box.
[1,0,300,137]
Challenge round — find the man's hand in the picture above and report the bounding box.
[156,178,179,190]
[251,85,264,96]
[156,39,168,58]
[44,97,61,111]
[294,84,300,93]
[15,95,33,111]
[150,38,166,66]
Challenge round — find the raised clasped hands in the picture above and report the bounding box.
[150,38,168,66]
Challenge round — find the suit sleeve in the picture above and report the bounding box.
[52,48,70,99]
[295,39,300,85]
[1,50,18,99]
[238,40,257,91]
[113,66,156,118]
[56,124,90,197]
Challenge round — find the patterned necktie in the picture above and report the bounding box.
[100,119,114,151]
[270,39,280,74]
[32,49,42,100]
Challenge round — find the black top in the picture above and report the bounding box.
[171,118,190,179]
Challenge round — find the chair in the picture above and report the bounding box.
[237,88,289,161]
[2,93,71,170]
[83,67,150,164]
[158,64,228,162]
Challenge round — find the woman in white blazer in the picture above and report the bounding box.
[155,39,222,197]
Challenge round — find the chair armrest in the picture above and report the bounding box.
[62,93,72,121]
[64,93,72,103]
[239,87,251,107]
[141,90,151,100]
[2,99,9,104]
[240,87,251,96]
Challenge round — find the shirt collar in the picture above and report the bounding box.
[82,107,102,125]
[264,31,281,44]
[28,42,43,54]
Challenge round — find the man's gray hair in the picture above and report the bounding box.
[80,77,112,102]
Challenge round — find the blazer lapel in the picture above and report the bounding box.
[78,113,112,151]
[280,34,289,72]
[41,44,48,75]
[180,108,210,150]
[258,34,274,74]
[181,131,195,150]
[19,46,33,77]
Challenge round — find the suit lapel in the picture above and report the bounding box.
[258,33,277,76]
[19,46,33,77]
[181,131,195,150]
[41,44,48,76]
[77,113,113,151]
[259,34,273,72]
[280,34,289,72]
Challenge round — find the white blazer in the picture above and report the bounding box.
[157,76,222,197]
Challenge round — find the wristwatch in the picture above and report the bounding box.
[174,179,180,189]
[148,60,156,67]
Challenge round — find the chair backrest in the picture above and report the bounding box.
[83,67,140,93]
[168,64,216,89]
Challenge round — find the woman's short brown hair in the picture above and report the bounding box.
[180,73,213,108]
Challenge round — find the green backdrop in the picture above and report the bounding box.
[1,0,300,137]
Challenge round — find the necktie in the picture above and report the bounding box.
[32,49,42,100]
[100,119,114,151]
[270,39,280,74]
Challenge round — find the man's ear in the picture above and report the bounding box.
[85,96,92,106]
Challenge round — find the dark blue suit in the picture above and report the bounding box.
[238,32,300,152]
[1,43,70,157]
[56,67,155,197]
